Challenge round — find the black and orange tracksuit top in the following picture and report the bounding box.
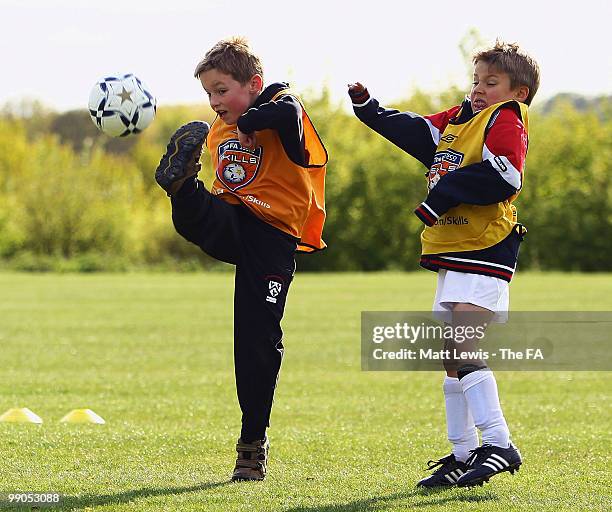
[351,88,529,282]
[207,82,328,253]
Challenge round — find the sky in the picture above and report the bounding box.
[1,0,610,112]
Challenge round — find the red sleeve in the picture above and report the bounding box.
[483,107,528,190]
[423,105,462,140]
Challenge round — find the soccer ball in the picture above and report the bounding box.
[88,74,156,137]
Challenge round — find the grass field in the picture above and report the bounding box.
[0,272,610,511]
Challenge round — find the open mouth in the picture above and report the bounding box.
[217,110,228,120]
[472,99,487,111]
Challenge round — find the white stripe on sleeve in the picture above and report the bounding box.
[421,202,440,219]
[422,117,441,146]
[352,97,373,108]
[483,144,522,190]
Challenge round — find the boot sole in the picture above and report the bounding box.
[231,475,265,482]
[416,482,455,489]
[155,121,209,193]
[457,462,521,488]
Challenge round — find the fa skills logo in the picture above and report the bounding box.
[427,149,464,190]
[216,139,263,191]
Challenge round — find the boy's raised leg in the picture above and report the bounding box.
[155,121,209,196]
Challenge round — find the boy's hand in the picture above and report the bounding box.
[348,82,370,104]
[348,82,366,95]
[238,128,257,149]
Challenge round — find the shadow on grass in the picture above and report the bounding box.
[54,480,230,510]
[283,487,498,512]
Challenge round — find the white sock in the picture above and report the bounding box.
[444,376,479,462]
[460,370,510,448]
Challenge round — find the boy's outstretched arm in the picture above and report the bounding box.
[237,93,306,164]
[348,82,451,168]
[413,107,527,226]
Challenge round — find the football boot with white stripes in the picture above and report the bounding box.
[416,453,469,488]
[456,443,522,487]
[155,121,209,196]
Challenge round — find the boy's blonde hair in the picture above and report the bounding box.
[194,36,263,84]
[473,40,540,105]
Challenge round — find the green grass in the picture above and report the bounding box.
[0,272,610,511]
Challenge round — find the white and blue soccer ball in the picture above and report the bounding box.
[88,74,156,137]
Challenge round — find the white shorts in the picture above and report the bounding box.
[432,269,509,324]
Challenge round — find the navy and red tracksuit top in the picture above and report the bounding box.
[351,88,529,282]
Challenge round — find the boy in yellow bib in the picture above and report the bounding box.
[155,37,327,481]
[349,41,539,488]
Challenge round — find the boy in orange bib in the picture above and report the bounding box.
[155,36,327,481]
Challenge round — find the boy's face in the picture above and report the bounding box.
[199,69,262,125]
[470,61,528,112]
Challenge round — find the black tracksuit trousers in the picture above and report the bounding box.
[171,179,297,442]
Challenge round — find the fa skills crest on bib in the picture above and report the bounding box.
[216,139,263,191]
